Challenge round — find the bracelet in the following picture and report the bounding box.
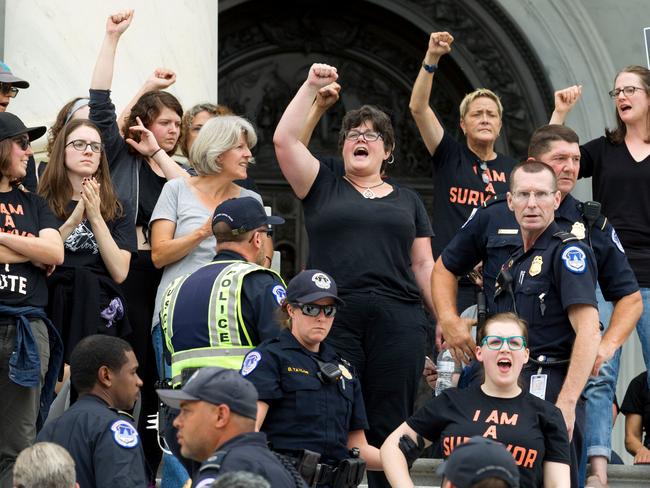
[422,63,438,74]
[149,148,163,158]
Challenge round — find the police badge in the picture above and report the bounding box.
[529,256,543,276]
[570,221,586,240]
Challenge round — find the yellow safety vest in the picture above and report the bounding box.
[160,260,285,386]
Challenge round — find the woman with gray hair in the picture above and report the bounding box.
[13,442,77,488]
[149,114,264,375]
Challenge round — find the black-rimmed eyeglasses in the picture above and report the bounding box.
[344,130,382,142]
[65,140,104,153]
[608,86,646,98]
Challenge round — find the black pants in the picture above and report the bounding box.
[325,292,430,488]
[120,250,164,482]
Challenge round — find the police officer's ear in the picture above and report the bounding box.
[211,403,232,428]
[506,192,514,211]
[552,189,561,210]
[97,365,113,388]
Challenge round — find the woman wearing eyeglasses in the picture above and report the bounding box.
[0,112,64,484]
[551,65,650,486]
[242,269,382,486]
[381,313,570,488]
[274,63,434,488]
[37,119,137,359]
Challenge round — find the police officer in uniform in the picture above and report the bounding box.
[242,270,381,488]
[160,196,287,387]
[158,367,304,488]
[433,125,641,363]
[37,335,147,488]
[495,161,599,487]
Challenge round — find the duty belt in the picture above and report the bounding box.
[528,355,570,366]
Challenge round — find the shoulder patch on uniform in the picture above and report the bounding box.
[241,351,262,376]
[272,284,287,305]
[611,228,625,253]
[194,478,217,488]
[561,246,587,274]
[110,420,139,448]
[461,207,478,228]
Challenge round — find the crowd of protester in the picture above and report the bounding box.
[1,9,650,488]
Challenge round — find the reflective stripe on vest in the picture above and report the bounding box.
[163,260,285,386]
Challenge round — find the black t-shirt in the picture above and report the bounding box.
[55,200,137,276]
[431,132,516,257]
[581,137,650,286]
[0,187,59,306]
[137,162,167,230]
[406,385,570,488]
[302,163,433,301]
[621,371,650,449]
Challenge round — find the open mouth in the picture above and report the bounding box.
[497,358,512,372]
[619,104,632,113]
[353,147,369,157]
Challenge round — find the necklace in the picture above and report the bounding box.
[344,175,385,199]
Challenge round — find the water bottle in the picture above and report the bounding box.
[435,349,458,396]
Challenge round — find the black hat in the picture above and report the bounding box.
[212,197,284,235]
[286,269,343,305]
[0,62,29,88]
[157,367,258,420]
[0,112,46,142]
[438,436,520,488]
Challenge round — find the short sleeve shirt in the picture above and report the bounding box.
[407,385,570,488]
[0,188,60,306]
[430,132,516,257]
[242,329,368,464]
[621,371,650,449]
[303,163,432,301]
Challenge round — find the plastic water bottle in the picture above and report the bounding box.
[435,349,458,396]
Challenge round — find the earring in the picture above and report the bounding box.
[385,154,395,165]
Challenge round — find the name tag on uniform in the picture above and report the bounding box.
[497,229,519,235]
[529,374,547,400]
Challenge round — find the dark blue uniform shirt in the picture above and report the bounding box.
[442,193,638,312]
[169,250,286,352]
[492,222,598,359]
[36,394,147,488]
[242,329,368,464]
[192,431,300,488]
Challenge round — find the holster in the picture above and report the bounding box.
[295,449,322,485]
[332,457,366,488]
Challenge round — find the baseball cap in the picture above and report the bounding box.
[0,62,29,88]
[212,197,284,235]
[438,436,519,488]
[157,367,258,420]
[0,112,46,142]
[286,269,343,305]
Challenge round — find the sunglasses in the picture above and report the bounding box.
[12,134,30,150]
[0,82,19,98]
[292,303,337,318]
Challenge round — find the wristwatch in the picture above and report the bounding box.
[422,63,438,73]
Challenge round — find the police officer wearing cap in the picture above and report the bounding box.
[491,161,599,487]
[242,270,381,488]
[438,436,520,488]
[37,335,147,488]
[157,367,304,488]
[160,196,287,387]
